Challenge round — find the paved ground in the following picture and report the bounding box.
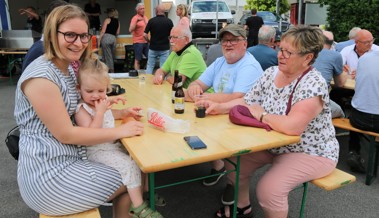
[1,77,378,218]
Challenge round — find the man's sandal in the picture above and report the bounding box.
[129,201,164,218]
[215,204,253,218]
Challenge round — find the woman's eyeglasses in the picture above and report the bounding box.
[57,31,92,44]
[279,48,301,59]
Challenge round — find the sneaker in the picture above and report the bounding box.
[347,151,366,173]
[221,184,235,205]
[202,167,226,186]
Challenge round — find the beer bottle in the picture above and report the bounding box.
[174,76,185,114]
[172,70,179,104]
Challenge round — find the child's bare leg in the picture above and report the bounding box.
[128,186,144,207]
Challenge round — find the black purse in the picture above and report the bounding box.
[5,126,20,160]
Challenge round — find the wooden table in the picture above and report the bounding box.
[331,78,355,90]
[0,49,28,83]
[113,75,300,217]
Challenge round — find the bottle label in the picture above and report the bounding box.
[172,91,176,102]
[174,97,185,110]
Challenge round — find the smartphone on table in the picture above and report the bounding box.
[184,136,207,150]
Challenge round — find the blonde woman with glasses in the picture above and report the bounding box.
[14,5,145,217]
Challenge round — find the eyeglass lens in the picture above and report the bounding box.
[58,31,91,43]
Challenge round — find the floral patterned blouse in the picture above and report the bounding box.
[244,66,339,162]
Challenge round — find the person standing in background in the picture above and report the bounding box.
[176,4,190,27]
[84,0,101,33]
[144,4,173,74]
[99,8,120,73]
[244,8,264,47]
[18,6,42,33]
[129,3,149,70]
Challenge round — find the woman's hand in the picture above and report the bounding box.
[119,120,144,137]
[122,107,143,121]
[203,100,224,115]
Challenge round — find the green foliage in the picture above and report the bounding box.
[245,0,290,15]
[319,0,379,42]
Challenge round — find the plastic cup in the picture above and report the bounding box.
[138,69,146,84]
[195,95,208,118]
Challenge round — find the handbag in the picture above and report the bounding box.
[229,67,313,131]
[229,105,272,131]
[5,126,20,160]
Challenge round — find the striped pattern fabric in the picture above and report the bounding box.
[14,56,122,216]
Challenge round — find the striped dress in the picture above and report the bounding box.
[14,56,123,216]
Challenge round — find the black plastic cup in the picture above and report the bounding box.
[196,107,206,118]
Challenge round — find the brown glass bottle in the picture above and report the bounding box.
[174,77,185,114]
[172,70,179,104]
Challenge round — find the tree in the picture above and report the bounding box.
[245,0,290,15]
[319,0,379,42]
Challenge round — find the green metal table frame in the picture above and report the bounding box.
[148,156,241,218]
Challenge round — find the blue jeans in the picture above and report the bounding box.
[349,107,379,153]
[146,49,170,74]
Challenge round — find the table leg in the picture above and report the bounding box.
[148,172,156,210]
[232,156,240,218]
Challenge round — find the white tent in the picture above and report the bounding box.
[0,0,11,30]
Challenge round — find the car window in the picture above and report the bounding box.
[192,2,229,13]
[257,12,278,22]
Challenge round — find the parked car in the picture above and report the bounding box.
[238,11,291,33]
[189,0,235,38]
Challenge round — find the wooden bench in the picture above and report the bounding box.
[299,168,356,218]
[332,118,379,185]
[39,208,101,218]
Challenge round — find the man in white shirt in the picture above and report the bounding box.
[331,29,379,112]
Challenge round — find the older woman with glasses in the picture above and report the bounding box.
[14,5,144,217]
[204,25,339,218]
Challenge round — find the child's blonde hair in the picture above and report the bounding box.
[77,56,111,92]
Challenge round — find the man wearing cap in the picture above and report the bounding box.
[152,26,206,88]
[186,24,263,192]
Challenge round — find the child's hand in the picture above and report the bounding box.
[94,99,111,114]
[108,96,127,105]
[120,120,144,137]
[123,107,144,120]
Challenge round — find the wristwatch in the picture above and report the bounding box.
[259,112,268,122]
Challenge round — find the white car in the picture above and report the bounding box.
[189,0,235,38]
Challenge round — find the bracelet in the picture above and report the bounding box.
[259,112,268,122]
